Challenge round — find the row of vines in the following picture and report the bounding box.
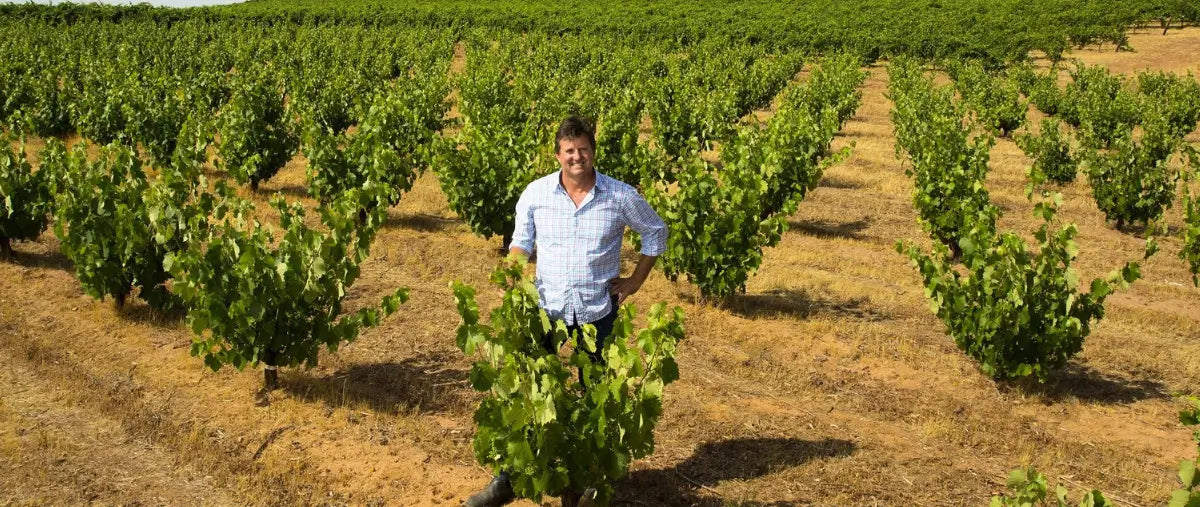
[4,4,1200,504]
[890,55,1200,505]
[0,11,870,503]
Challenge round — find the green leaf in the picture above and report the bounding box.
[1006,468,1030,488]
[506,439,534,469]
[190,312,210,336]
[661,357,680,384]
[959,236,976,257]
[1167,490,1199,507]
[642,379,664,400]
[1181,460,1197,489]
[469,362,497,391]
[535,398,557,425]
[1080,490,1109,507]
[204,354,222,372]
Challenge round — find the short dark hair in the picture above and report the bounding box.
[554,115,595,153]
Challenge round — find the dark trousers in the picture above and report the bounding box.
[495,297,619,490]
[538,295,619,366]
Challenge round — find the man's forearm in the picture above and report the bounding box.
[629,254,657,285]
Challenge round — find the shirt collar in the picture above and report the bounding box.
[555,168,607,195]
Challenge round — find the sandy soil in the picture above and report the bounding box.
[1,27,1199,506]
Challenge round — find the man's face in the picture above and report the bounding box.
[556,136,595,180]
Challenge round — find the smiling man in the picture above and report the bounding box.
[464,115,667,507]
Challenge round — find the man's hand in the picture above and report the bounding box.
[609,276,643,305]
[506,247,535,276]
[508,247,530,261]
[609,254,658,306]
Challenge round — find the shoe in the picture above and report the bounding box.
[464,475,515,507]
[560,487,598,507]
[577,488,598,507]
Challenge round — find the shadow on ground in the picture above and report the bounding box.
[723,288,887,322]
[615,437,856,506]
[4,245,73,272]
[259,183,309,199]
[117,299,186,328]
[817,174,865,189]
[1109,219,1169,237]
[283,351,474,415]
[789,216,872,241]
[1005,363,1169,405]
[385,211,460,233]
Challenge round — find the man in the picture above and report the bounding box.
[464,116,668,507]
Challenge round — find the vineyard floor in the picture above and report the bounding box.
[3,27,1200,506]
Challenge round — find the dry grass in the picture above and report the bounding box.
[2,27,1200,506]
[0,346,236,505]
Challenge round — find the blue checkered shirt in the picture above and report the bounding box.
[511,169,667,326]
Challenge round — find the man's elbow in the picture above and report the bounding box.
[641,232,668,257]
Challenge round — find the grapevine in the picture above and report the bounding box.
[167,183,407,391]
[452,259,685,503]
[304,77,446,209]
[1016,118,1077,185]
[898,192,1143,381]
[890,57,996,258]
[216,66,297,191]
[0,135,51,257]
[45,140,177,309]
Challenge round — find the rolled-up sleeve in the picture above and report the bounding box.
[510,187,536,253]
[623,192,667,256]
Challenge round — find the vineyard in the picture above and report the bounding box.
[2,1,1200,505]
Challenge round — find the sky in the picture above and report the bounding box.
[9,0,244,6]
